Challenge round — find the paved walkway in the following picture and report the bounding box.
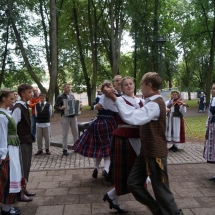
[14,109,215,215]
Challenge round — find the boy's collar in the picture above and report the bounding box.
[144,91,160,99]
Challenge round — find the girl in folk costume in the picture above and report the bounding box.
[72,80,118,181]
[204,84,215,181]
[0,89,22,215]
[166,90,188,152]
[103,77,147,213]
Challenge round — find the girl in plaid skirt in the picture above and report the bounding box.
[165,91,187,152]
[0,89,22,215]
[103,77,145,213]
[72,80,118,181]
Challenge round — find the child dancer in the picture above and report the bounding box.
[72,80,118,181]
[0,89,21,215]
[166,90,187,152]
[204,84,215,181]
[35,93,52,155]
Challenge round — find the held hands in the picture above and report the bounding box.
[60,105,66,110]
[95,103,103,110]
[103,86,117,101]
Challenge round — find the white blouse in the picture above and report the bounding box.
[0,108,10,160]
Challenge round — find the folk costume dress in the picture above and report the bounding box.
[199,95,206,112]
[72,94,117,158]
[108,95,144,195]
[165,100,186,143]
[204,97,215,163]
[0,108,22,204]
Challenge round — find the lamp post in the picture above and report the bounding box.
[157,35,166,89]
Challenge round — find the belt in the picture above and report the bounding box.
[8,135,19,139]
[118,124,138,129]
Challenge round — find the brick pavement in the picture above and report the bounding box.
[15,108,215,215]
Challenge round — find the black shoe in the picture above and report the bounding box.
[63,150,69,156]
[1,208,21,215]
[92,168,98,179]
[169,145,178,152]
[103,193,128,213]
[102,170,109,182]
[103,193,114,209]
[209,176,215,180]
[172,147,178,152]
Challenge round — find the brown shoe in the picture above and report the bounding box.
[35,150,42,155]
[18,194,33,202]
[46,149,51,155]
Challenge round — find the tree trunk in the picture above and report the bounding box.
[73,4,91,106]
[0,21,9,87]
[152,0,159,73]
[7,0,47,93]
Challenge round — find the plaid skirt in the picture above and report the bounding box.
[72,115,117,158]
[0,155,17,204]
[108,136,137,196]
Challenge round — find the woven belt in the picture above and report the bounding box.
[8,135,19,138]
[118,124,138,129]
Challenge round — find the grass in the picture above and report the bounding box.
[183,99,207,141]
[184,114,207,141]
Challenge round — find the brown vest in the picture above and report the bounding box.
[13,103,34,144]
[140,97,167,158]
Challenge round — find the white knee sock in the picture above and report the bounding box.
[1,204,10,212]
[95,157,102,169]
[104,156,110,173]
[107,188,119,205]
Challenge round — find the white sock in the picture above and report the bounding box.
[95,157,102,169]
[104,156,110,173]
[173,143,178,148]
[1,204,10,212]
[107,188,119,205]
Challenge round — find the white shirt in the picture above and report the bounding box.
[97,94,118,112]
[11,101,28,125]
[114,95,161,126]
[0,108,10,160]
[35,102,52,128]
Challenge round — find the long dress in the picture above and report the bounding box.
[108,95,144,195]
[72,95,117,158]
[0,109,22,204]
[165,100,186,143]
[199,95,206,112]
[204,98,215,163]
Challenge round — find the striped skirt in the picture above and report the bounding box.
[0,155,17,204]
[72,115,117,158]
[108,136,137,196]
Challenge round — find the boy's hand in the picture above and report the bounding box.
[103,86,117,102]
[95,103,103,110]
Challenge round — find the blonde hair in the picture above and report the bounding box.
[121,76,134,87]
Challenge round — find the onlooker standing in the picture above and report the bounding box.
[198,92,206,112]
[113,75,122,96]
[12,83,36,202]
[9,91,19,111]
[54,83,79,156]
[0,89,22,215]
[35,93,52,155]
[29,87,40,140]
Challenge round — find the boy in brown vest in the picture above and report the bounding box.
[103,72,183,215]
[12,84,36,202]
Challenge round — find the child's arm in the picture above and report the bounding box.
[0,115,8,162]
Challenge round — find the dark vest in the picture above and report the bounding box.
[139,97,167,158]
[13,103,34,144]
[36,103,50,123]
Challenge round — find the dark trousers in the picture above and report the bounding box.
[20,143,32,181]
[127,155,179,215]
